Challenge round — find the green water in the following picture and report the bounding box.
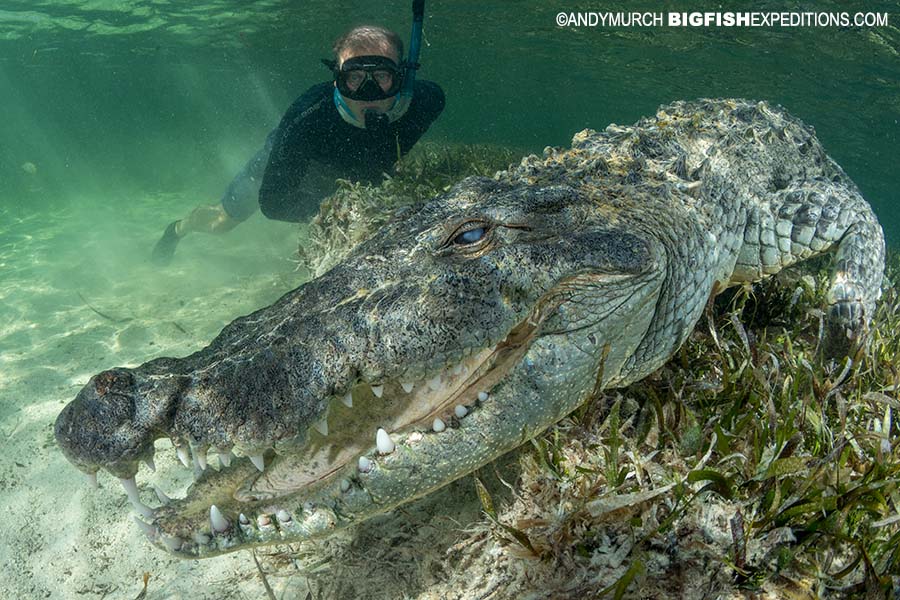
[0,2,898,598]
[2,1,898,238]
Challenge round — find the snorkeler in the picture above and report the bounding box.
[152,10,443,264]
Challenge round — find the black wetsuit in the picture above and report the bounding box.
[152,81,444,266]
[252,80,444,222]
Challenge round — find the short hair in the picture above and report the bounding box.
[332,25,403,62]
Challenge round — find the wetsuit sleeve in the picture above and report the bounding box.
[411,81,445,129]
[397,81,445,152]
[219,129,277,222]
[258,125,311,222]
[417,81,446,125]
[259,85,331,222]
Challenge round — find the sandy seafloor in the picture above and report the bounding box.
[0,191,312,598]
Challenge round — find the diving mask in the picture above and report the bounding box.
[326,55,404,101]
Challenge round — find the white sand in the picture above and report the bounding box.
[0,193,314,598]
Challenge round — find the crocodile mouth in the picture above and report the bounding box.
[239,312,536,503]
[130,306,545,552]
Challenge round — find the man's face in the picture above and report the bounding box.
[337,47,401,120]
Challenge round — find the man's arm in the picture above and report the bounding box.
[258,84,332,222]
[219,130,278,222]
[396,80,446,154]
[410,80,446,129]
[258,128,311,222]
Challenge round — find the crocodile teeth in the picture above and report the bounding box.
[144,457,156,473]
[428,375,442,390]
[341,392,353,407]
[477,391,489,402]
[257,514,272,527]
[85,472,98,488]
[119,477,141,503]
[312,417,329,437]
[376,428,395,454]
[193,532,210,545]
[161,535,182,552]
[401,382,414,393]
[133,516,157,539]
[120,477,155,519]
[153,485,171,505]
[217,448,233,468]
[358,456,373,473]
[371,384,384,398]
[250,454,265,472]
[176,445,191,469]
[276,509,292,523]
[239,513,250,525]
[432,418,446,432]
[210,504,229,533]
[191,454,204,480]
[340,479,351,492]
[454,404,469,418]
[194,446,208,471]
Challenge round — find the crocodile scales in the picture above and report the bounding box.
[55,98,884,557]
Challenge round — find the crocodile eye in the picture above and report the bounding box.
[452,227,486,245]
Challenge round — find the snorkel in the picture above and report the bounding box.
[330,0,425,128]
[383,0,424,123]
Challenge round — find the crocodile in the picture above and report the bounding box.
[54,98,884,558]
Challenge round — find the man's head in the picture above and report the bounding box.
[332,26,404,123]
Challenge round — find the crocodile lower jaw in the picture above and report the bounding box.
[118,314,541,554]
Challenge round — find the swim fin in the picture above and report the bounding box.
[151,220,182,265]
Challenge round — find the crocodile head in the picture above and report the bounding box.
[55,176,665,557]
